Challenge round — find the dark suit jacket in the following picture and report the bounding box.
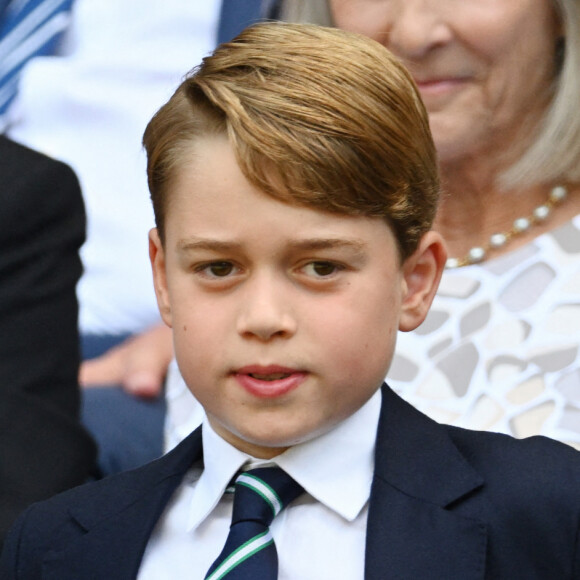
[1,384,579,579]
[0,136,96,546]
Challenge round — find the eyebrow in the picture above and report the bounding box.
[177,237,368,257]
[177,238,242,253]
[286,238,367,257]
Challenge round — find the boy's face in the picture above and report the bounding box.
[150,135,442,458]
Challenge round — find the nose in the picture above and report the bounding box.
[236,273,297,342]
[384,0,452,61]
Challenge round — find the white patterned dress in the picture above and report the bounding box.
[391,215,580,449]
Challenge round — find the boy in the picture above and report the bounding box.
[1,22,579,579]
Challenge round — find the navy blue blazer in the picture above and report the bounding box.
[1,384,579,579]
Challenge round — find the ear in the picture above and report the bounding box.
[399,231,447,332]
[149,228,173,328]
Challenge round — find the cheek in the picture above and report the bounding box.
[472,6,558,96]
[171,323,202,380]
[312,289,400,374]
[170,298,227,367]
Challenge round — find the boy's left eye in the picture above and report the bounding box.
[301,261,342,277]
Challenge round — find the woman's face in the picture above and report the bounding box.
[330,0,561,165]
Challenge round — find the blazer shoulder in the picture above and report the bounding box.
[445,425,580,513]
[446,426,580,479]
[1,427,203,570]
[35,427,203,523]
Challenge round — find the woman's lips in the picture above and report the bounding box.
[234,365,307,398]
[414,77,467,100]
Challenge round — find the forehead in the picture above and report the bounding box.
[165,135,398,254]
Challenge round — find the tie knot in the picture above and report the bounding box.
[231,467,304,527]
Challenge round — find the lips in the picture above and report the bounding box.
[248,372,291,381]
[234,365,307,398]
[413,76,468,100]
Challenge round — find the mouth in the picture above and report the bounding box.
[248,372,292,381]
[234,365,306,398]
[413,76,468,98]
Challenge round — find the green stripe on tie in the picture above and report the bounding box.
[206,531,274,580]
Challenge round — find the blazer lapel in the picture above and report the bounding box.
[365,385,488,580]
[41,427,204,579]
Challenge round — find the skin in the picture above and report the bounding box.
[330,0,560,165]
[149,135,445,458]
[328,0,580,261]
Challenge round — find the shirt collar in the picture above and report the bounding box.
[186,418,250,531]
[186,388,381,529]
[277,389,381,521]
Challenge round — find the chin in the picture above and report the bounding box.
[433,123,488,166]
[244,430,306,449]
[236,423,319,454]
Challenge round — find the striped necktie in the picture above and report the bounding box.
[0,0,73,125]
[205,467,304,580]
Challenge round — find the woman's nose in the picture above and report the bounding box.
[383,0,452,61]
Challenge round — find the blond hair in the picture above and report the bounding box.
[280,0,580,189]
[143,22,439,259]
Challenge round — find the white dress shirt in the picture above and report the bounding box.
[139,389,382,579]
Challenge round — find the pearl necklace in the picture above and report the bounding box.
[445,184,568,269]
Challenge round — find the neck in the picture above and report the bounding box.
[435,162,577,266]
